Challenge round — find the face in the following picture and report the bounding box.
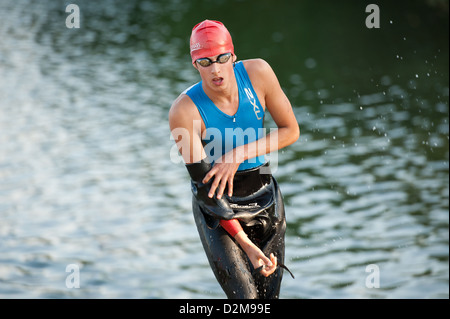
[194,52,237,92]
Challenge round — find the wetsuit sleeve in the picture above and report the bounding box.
[185,159,234,220]
[220,219,243,237]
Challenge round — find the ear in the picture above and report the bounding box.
[192,62,199,70]
[232,54,237,63]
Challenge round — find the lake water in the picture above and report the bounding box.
[0,0,448,299]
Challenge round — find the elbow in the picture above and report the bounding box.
[280,124,299,148]
[289,124,300,146]
[294,124,300,142]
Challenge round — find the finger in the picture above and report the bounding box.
[257,254,277,277]
[208,175,221,198]
[216,177,228,199]
[263,265,277,277]
[227,178,233,197]
[260,267,269,277]
[268,255,278,273]
[260,265,275,277]
[202,168,215,184]
[259,255,271,267]
[270,253,277,267]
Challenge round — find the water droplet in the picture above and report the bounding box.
[305,58,317,69]
[415,74,419,78]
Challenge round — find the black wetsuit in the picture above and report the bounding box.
[188,162,286,299]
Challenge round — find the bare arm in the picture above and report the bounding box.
[234,59,299,163]
[203,59,300,199]
[169,94,206,164]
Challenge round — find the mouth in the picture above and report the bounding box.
[212,77,224,86]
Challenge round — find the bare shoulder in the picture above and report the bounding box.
[242,58,273,78]
[242,58,278,89]
[169,93,198,128]
[242,58,281,103]
[169,93,193,116]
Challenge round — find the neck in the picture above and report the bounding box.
[203,75,239,109]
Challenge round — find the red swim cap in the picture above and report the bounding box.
[190,20,234,64]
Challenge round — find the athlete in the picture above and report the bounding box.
[169,20,299,299]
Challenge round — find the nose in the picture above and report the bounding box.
[210,61,221,75]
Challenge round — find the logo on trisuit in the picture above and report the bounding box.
[244,88,262,120]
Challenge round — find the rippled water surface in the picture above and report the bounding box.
[0,0,448,298]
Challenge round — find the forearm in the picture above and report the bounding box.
[233,227,256,252]
[234,126,299,163]
[219,219,254,252]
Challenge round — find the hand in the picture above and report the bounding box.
[234,231,278,277]
[252,252,278,277]
[202,150,243,199]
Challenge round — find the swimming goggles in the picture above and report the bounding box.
[196,52,232,67]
